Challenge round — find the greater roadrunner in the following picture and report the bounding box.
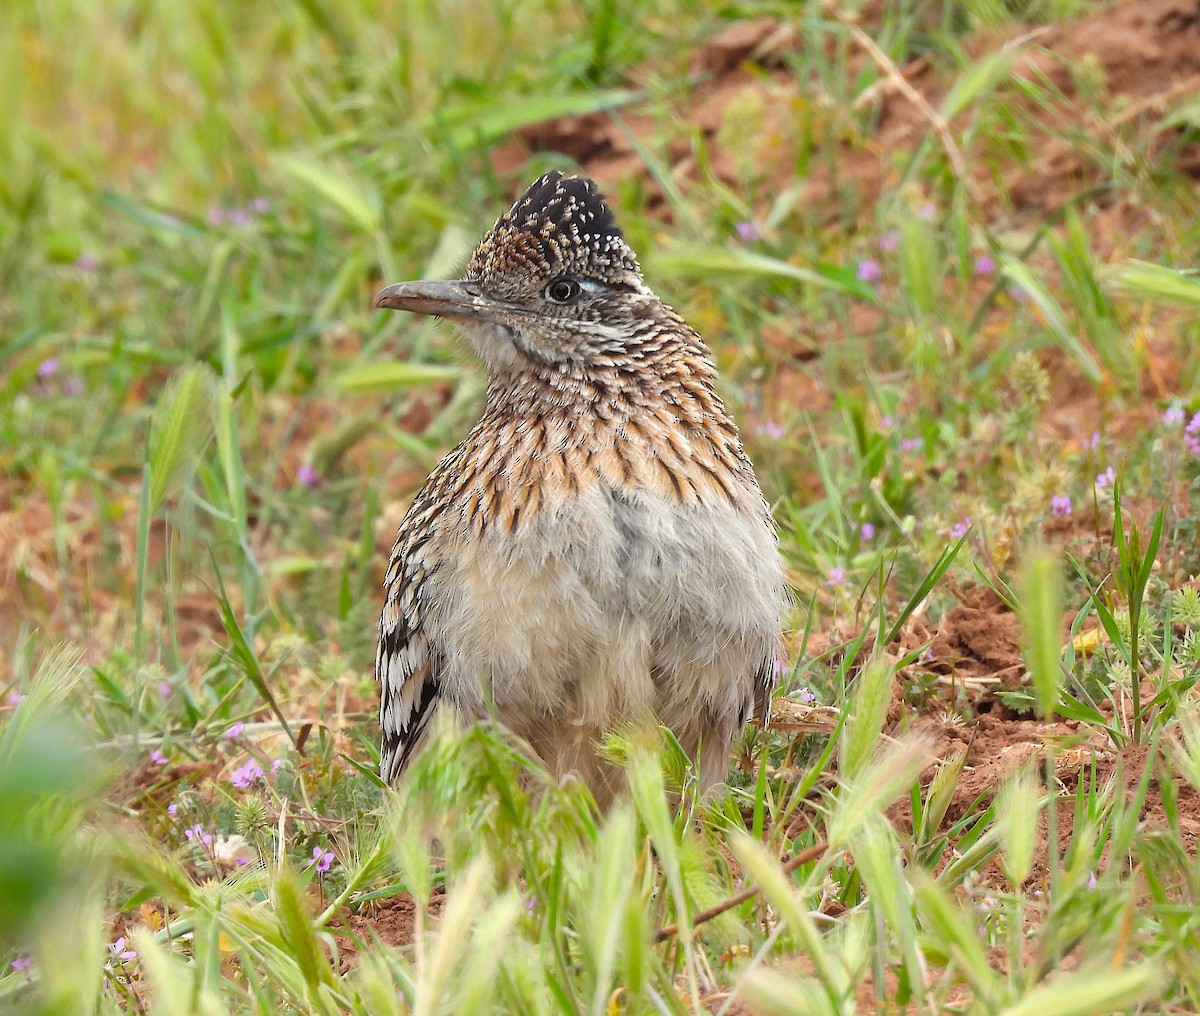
[372,171,786,798]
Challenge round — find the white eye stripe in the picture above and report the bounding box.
[577,278,606,294]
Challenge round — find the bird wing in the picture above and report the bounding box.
[753,653,777,727]
[376,538,444,784]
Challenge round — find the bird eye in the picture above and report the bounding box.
[545,278,581,303]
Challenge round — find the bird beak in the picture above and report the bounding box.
[372,279,491,320]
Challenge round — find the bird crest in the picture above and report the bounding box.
[466,171,642,293]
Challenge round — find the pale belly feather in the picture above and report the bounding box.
[423,483,783,786]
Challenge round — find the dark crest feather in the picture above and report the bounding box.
[466,171,641,288]
[508,171,622,241]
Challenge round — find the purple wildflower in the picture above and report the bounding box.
[150,749,168,766]
[11,955,33,973]
[1050,494,1072,517]
[1087,871,1097,890]
[1008,285,1028,302]
[1087,430,1101,451]
[228,207,254,228]
[974,254,995,276]
[755,420,785,439]
[6,691,23,706]
[305,847,335,873]
[949,518,971,540]
[1095,466,1115,489]
[856,258,882,283]
[916,202,936,221]
[880,414,896,430]
[900,437,923,453]
[231,760,263,789]
[795,686,816,705]
[226,721,244,739]
[859,522,875,541]
[826,567,846,587]
[878,229,899,252]
[158,681,172,697]
[1162,405,1185,427]
[1185,414,1200,454]
[249,197,271,215]
[109,937,137,963]
[37,358,59,379]
[74,253,100,273]
[184,824,213,846]
[167,802,179,817]
[297,464,319,488]
[271,758,284,773]
[735,220,763,243]
[206,205,225,227]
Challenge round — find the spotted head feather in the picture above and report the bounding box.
[466,171,642,295]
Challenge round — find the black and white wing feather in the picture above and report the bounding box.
[376,502,446,784]
[752,654,777,728]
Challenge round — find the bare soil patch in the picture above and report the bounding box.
[333,890,445,970]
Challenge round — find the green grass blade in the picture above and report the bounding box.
[650,245,877,300]
[997,962,1160,1016]
[146,364,215,515]
[1019,546,1064,721]
[332,361,463,395]
[274,153,380,234]
[1000,254,1102,385]
[1105,260,1200,309]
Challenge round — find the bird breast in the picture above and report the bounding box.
[423,461,784,735]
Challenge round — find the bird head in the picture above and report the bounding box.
[373,172,656,373]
